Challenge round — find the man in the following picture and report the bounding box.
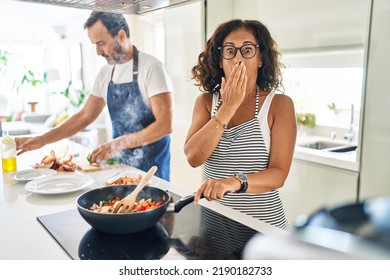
[16,12,174,180]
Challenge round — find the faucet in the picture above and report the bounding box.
[331,131,337,141]
[344,103,355,142]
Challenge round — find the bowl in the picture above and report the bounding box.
[77,185,170,234]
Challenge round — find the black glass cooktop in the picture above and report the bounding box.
[37,192,259,260]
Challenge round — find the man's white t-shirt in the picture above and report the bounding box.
[91,50,174,108]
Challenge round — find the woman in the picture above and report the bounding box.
[184,19,296,229]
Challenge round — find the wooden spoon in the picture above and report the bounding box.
[113,166,158,213]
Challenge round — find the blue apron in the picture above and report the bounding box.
[106,46,170,181]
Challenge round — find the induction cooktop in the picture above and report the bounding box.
[37,192,259,260]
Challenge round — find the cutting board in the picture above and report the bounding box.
[76,163,122,172]
[76,163,103,172]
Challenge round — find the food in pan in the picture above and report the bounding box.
[89,196,165,213]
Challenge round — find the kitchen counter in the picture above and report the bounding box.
[295,135,359,172]
[0,139,284,260]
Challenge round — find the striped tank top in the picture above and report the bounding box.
[204,90,288,230]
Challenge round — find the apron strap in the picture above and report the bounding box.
[110,66,115,81]
[109,45,139,82]
[133,46,139,81]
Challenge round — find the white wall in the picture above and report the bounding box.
[129,2,205,191]
[206,0,234,38]
[164,2,205,191]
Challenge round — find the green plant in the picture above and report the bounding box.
[60,80,87,108]
[14,69,47,94]
[0,50,10,68]
[1,50,13,121]
[1,50,46,96]
[296,113,316,128]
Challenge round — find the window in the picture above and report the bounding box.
[282,48,364,128]
[0,44,46,117]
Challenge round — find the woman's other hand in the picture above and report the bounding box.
[220,61,247,111]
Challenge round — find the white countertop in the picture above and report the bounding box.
[0,139,284,260]
[294,135,360,172]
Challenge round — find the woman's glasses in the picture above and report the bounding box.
[218,43,260,60]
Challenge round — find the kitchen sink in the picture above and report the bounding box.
[298,141,357,153]
[298,141,346,150]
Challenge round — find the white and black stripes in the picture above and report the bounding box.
[201,208,258,258]
[205,91,288,230]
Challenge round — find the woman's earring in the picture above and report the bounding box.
[259,63,262,68]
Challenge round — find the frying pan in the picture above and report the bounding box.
[77,185,195,234]
[295,196,390,244]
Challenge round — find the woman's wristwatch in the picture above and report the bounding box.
[234,173,248,193]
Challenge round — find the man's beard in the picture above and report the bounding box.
[106,40,127,64]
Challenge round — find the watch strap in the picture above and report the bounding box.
[236,181,248,193]
[234,173,248,193]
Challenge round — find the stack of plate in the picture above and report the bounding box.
[10,169,94,195]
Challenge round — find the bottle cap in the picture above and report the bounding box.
[2,131,14,144]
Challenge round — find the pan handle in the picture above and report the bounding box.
[174,193,196,213]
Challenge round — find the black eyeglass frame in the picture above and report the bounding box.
[218,43,260,60]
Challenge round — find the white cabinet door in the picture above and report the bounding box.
[359,0,390,200]
[280,159,359,226]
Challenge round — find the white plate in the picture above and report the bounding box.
[10,169,57,182]
[25,174,94,195]
[106,170,160,187]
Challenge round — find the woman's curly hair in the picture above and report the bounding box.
[191,19,284,94]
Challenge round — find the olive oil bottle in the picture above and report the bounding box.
[1,132,17,172]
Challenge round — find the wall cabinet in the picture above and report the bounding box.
[208,0,370,50]
[279,159,359,226]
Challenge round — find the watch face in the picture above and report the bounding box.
[237,173,247,182]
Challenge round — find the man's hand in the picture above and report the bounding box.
[88,139,122,163]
